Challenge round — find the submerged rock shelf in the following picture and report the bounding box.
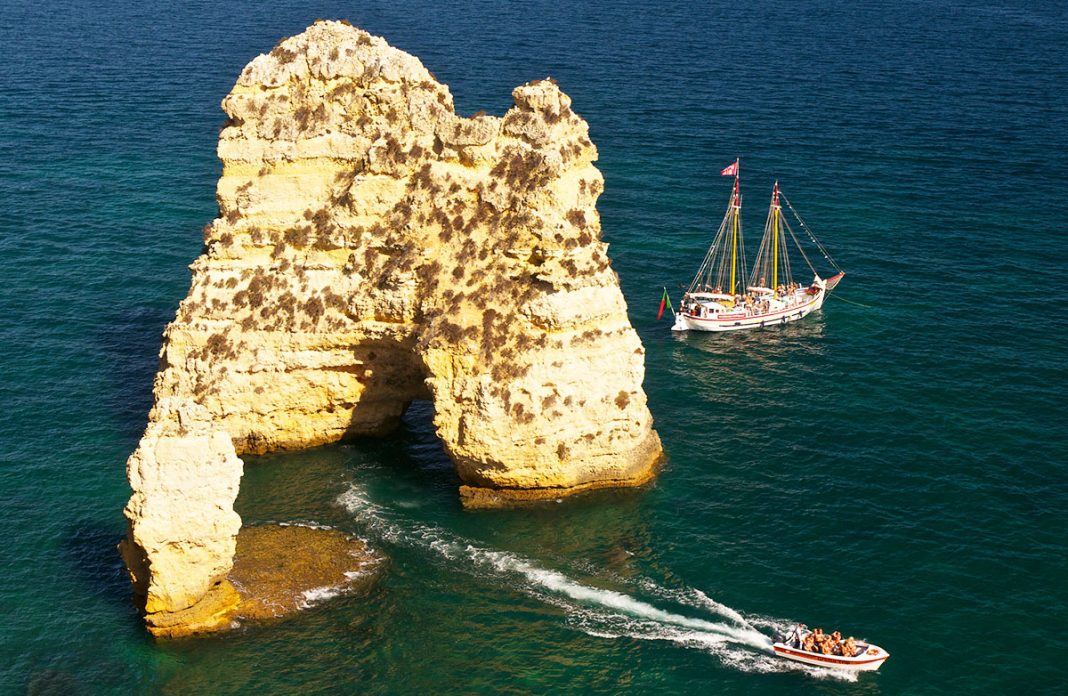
[143,524,384,638]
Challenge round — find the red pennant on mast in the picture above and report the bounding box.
[656,287,673,320]
[720,160,738,177]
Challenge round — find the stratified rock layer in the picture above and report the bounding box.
[122,20,661,634]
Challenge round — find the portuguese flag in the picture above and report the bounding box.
[657,287,674,320]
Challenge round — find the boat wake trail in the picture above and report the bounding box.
[337,484,857,682]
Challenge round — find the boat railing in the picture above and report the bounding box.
[689,292,735,302]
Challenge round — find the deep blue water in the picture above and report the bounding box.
[3,0,1067,693]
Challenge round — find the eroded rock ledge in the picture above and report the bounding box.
[122,20,661,635]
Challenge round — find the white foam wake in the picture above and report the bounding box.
[336,484,856,682]
[299,584,346,609]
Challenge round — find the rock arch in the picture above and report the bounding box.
[120,21,661,635]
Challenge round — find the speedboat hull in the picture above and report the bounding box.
[772,641,889,671]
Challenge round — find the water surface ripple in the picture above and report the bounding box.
[2,0,1066,693]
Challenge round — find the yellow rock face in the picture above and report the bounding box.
[120,398,242,617]
[142,580,242,639]
[122,20,661,633]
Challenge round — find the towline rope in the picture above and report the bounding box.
[828,294,874,308]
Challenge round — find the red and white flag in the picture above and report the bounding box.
[720,161,738,177]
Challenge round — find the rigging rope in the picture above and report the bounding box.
[780,193,844,274]
[748,203,793,289]
[687,186,748,296]
[782,216,818,277]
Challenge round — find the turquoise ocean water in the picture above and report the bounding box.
[2,1,1066,692]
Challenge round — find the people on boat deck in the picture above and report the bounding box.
[797,626,859,656]
[682,278,815,318]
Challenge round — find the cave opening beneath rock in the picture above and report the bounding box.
[234,398,459,531]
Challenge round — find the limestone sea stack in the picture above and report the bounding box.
[121,20,661,635]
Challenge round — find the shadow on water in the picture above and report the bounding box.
[61,519,138,613]
[346,400,463,490]
[234,400,463,528]
[25,670,89,696]
[92,303,175,443]
[373,401,461,477]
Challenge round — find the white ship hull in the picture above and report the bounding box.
[671,289,824,332]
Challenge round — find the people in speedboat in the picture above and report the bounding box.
[796,627,861,657]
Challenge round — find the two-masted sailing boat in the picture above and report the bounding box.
[669,160,845,332]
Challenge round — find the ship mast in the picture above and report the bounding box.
[772,181,779,291]
[730,170,740,295]
[684,159,746,298]
[749,181,793,293]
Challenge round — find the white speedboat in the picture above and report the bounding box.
[666,160,846,333]
[772,627,889,671]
